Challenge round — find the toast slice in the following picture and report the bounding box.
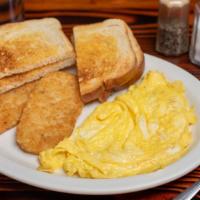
[0,82,35,134]
[0,58,74,94]
[0,18,75,79]
[16,71,83,154]
[73,19,144,103]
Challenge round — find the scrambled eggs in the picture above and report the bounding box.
[39,71,197,178]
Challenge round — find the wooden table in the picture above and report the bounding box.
[1,0,200,199]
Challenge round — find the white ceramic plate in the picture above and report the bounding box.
[0,54,200,195]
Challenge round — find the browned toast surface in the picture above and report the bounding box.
[0,18,75,79]
[73,19,144,103]
[0,58,75,94]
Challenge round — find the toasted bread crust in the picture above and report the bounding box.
[74,19,144,103]
[81,84,110,103]
[81,59,144,103]
[105,58,144,91]
[0,58,75,94]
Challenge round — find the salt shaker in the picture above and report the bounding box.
[190,1,200,66]
[0,0,24,24]
[156,0,190,56]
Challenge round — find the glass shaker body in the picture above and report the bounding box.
[190,2,200,66]
[0,0,24,24]
[156,0,190,56]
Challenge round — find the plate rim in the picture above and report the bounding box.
[0,53,200,195]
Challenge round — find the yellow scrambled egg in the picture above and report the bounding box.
[39,71,197,178]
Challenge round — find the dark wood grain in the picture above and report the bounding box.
[24,0,196,25]
[1,0,200,199]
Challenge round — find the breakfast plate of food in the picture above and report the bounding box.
[0,18,199,195]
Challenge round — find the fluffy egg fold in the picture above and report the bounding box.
[39,71,197,178]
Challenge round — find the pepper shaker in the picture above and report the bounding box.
[190,1,200,66]
[156,0,190,56]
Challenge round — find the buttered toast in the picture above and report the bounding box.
[0,18,75,79]
[73,19,144,103]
